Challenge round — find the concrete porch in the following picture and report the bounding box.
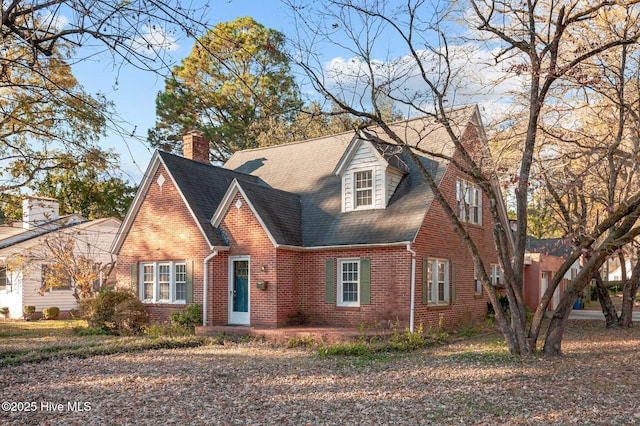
[195,325,395,344]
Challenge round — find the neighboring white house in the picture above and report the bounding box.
[0,197,121,319]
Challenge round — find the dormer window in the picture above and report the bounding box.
[355,170,373,207]
[334,137,408,213]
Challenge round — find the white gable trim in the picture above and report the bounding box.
[111,152,220,253]
[333,135,389,176]
[210,179,279,248]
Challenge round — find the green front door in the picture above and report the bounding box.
[229,258,250,324]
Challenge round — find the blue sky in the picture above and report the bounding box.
[71,0,297,184]
[70,0,507,186]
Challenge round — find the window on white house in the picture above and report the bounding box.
[338,259,360,307]
[42,264,72,291]
[427,259,450,304]
[354,170,373,207]
[140,261,186,303]
[456,179,482,225]
[0,267,10,293]
[491,264,503,287]
[474,267,482,295]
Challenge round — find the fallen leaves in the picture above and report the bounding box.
[0,321,639,425]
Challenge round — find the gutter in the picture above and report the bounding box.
[275,241,412,252]
[202,250,219,326]
[406,244,417,333]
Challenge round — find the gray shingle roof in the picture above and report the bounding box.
[157,107,478,249]
[159,152,265,247]
[224,110,474,247]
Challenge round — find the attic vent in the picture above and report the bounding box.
[157,174,165,188]
[235,199,243,209]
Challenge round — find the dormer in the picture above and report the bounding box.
[333,134,407,212]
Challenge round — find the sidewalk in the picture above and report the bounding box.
[568,309,640,320]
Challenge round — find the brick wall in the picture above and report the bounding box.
[115,163,211,324]
[117,119,502,330]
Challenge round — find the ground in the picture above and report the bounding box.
[1,320,639,425]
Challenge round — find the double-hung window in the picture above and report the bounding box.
[426,259,450,304]
[140,261,187,303]
[490,264,503,287]
[456,179,482,225]
[354,170,373,208]
[0,267,10,293]
[338,259,360,307]
[474,267,483,295]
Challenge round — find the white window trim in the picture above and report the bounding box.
[427,259,450,305]
[474,267,482,295]
[353,169,374,209]
[491,264,503,287]
[140,261,187,304]
[0,266,10,293]
[456,179,482,225]
[338,258,360,307]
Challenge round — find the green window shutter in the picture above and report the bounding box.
[325,259,335,304]
[185,260,194,303]
[130,262,138,296]
[422,258,428,305]
[360,258,371,305]
[451,261,456,304]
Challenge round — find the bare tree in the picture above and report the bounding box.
[286,0,640,355]
[0,0,208,191]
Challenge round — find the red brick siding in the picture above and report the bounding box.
[115,163,210,324]
[117,121,500,330]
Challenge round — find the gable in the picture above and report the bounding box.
[113,151,267,253]
[212,179,303,247]
[334,138,408,212]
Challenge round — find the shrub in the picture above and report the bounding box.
[79,288,139,334]
[23,305,36,320]
[487,295,510,318]
[113,299,149,335]
[0,307,9,319]
[169,304,202,331]
[42,307,60,320]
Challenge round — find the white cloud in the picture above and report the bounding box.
[321,44,528,117]
[130,25,179,54]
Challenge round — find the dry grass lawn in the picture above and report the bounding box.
[1,319,639,425]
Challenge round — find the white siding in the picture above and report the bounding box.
[22,268,77,313]
[342,142,387,211]
[386,168,404,204]
[0,270,23,319]
[0,218,121,317]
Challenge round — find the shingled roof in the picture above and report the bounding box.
[115,106,482,251]
[224,107,479,247]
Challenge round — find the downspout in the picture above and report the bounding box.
[202,250,218,326]
[407,244,416,333]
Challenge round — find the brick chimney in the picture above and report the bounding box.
[183,130,210,164]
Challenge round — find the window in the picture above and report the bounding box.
[491,264,503,287]
[42,265,72,291]
[474,267,482,295]
[0,267,10,293]
[140,261,187,303]
[426,259,450,304]
[338,259,360,307]
[354,170,373,207]
[456,179,482,225]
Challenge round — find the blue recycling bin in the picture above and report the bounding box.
[573,297,582,310]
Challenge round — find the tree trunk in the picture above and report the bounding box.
[619,251,640,327]
[594,274,619,328]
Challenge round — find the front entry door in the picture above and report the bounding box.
[229,258,250,325]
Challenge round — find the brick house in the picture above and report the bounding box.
[523,237,582,311]
[112,105,506,330]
